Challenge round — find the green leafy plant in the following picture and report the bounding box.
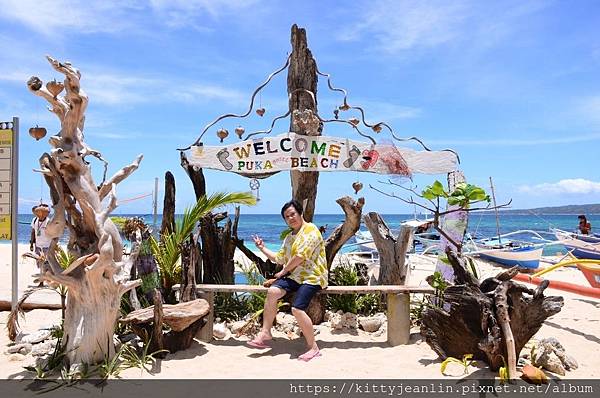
[152,192,256,301]
[422,181,490,209]
[280,227,293,240]
[23,363,47,380]
[327,265,360,313]
[440,354,473,375]
[120,341,167,373]
[98,343,126,380]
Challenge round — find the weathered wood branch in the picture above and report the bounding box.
[324,196,364,267]
[289,24,319,222]
[161,171,176,236]
[494,281,517,379]
[363,212,413,285]
[98,154,143,200]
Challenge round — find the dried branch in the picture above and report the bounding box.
[98,154,144,200]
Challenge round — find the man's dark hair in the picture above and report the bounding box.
[578,215,586,220]
[281,199,303,218]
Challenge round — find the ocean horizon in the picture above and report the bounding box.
[9,213,599,255]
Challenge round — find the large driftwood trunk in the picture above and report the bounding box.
[420,249,564,372]
[27,57,142,368]
[363,212,413,285]
[181,152,238,284]
[161,171,176,235]
[200,212,237,284]
[288,24,319,222]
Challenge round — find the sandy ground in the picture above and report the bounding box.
[1,242,599,379]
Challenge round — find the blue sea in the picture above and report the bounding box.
[14,213,600,255]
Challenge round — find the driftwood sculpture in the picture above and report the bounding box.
[363,212,413,285]
[120,290,209,354]
[420,248,564,376]
[26,56,143,368]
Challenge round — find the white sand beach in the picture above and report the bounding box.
[1,242,599,379]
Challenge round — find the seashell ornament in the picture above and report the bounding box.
[372,123,383,133]
[46,79,64,97]
[256,108,266,117]
[235,126,245,139]
[217,128,229,143]
[28,125,47,141]
[352,181,363,194]
[349,117,360,126]
[339,103,350,111]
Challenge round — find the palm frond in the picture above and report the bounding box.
[7,287,50,341]
[176,191,256,240]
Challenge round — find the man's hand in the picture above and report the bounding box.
[274,270,286,279]
[252,235,265,250]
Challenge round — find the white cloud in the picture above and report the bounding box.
[0,0,143,37]
[340,0,549,55]
[340,0,467,53]
[0,0,260,36]
[577,96,600,125]
[149,0,258,28]
[68,70,247,107]
[518,179,600,195]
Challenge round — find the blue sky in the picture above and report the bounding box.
[1,0,600,215]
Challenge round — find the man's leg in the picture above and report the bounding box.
[259,286,286,339]
[292,307,318,351]
[291,284,322,360]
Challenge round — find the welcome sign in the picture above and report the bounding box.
[185,133,458,177]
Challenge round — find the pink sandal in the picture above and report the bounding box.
[247,334,271,349]
[298,349,322,362]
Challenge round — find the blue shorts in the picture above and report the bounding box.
[272,277,321,311]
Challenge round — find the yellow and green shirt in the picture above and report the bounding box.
[275,222,328,288]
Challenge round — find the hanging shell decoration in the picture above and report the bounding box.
[29,125,47,141]
[46,79,64,97]
[352,181,363,194]
[256,107,266,117]
[217,128,229,143]
[372,123,383,133]
[339,103,351,111]
[333,109,339,119]
[235,126,245,139]
[349,117,360,126]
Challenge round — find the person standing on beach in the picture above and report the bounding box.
[30,204,52,282]
[250,199,327,362]
[578,215,591,235]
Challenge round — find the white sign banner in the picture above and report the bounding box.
[185,133,458,177]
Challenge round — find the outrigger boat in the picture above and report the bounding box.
[532,258,600,289]
[554,229,600,260]
[353,218,440,254]
[465,230,550,270]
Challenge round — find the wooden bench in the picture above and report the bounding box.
[173,284,434,346]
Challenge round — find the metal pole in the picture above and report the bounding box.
[489,176,502,244]
[11,117,19,310]
[153,177,158,227]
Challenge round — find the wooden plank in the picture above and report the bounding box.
[174,284,434,295]
[0,300,62,312]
